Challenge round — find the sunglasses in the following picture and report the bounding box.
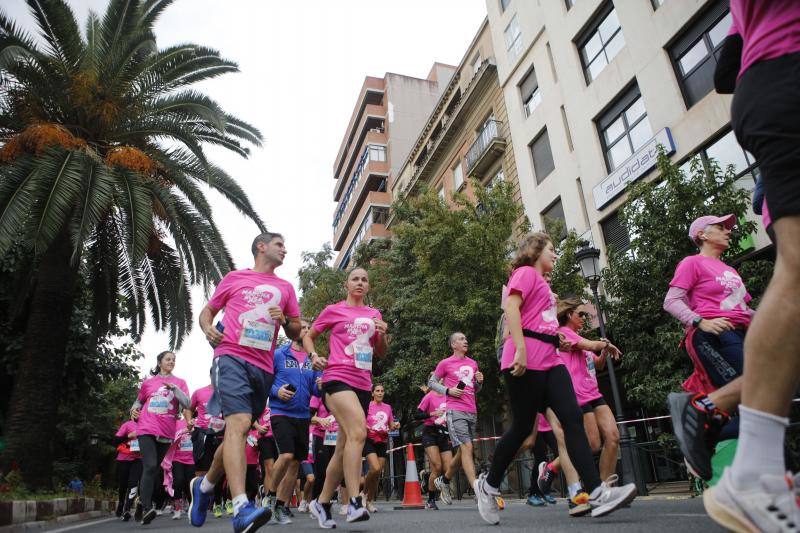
[578,311,592,319]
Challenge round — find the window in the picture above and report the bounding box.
[487,168,505,191]
[680,130,759,190]
[500,0,511,13]
[505,15,523,62]
[601,210,630,252]
[669,0,731,107]
[519,68,542,117]
[438,186,445,201]
[542,198,568,241]
[578,6,625,84]
[453,161,464,190]
[530,129,555,184]
[597,84,653,171]
[369,144,387,162]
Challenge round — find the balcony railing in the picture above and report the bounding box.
[466,119,505,175]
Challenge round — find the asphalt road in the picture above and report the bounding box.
[39,496,726,533]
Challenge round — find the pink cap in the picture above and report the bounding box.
[688,214,736,243]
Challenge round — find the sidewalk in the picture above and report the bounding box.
[0,498,114,530]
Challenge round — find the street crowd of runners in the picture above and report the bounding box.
[112,2,799,532]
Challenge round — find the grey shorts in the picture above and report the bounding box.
[209,355,274,420]
[446,410,477,448]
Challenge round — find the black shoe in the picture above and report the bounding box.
[141,506,157,525]
[668,392,717,480]
[134,501,143,522]
[116,501,124,517]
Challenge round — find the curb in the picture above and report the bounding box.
[0,511,111,532]
[0,498,115,529]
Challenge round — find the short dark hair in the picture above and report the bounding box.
[449,332,465,349]
[251,232,284,257]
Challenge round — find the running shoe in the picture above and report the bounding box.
[141,506,157,525]
[231,502,271,533]
[189,476,212,526]
[365,500,378,513]
[225,499,234,516]
[434,475,453,505]
[286,506,294,518]
[425,499,439,510]
[338,503,348,516]
[543,493,557,505]
[172,508,182,520]
[568,492,591,517]
[261,494,273,510]
[310,500,336,529]
[214,504,224,518]
[588,475,637,517]
[345,502,370,523]
[668,392,719,481]
[298,500,309,513]
[537,461,556,497]
[134,500,143,523]
[475,473,500,525]
[309,499,319,519]
[270,505,292,525]
[704,468,799,533]
[526,494,546,507]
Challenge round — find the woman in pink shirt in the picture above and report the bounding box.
[303,266,388,527]
[113,416,142,520]
[475,232,636,526]
[362,384,399,512]
[169,418,196,520]
[129,351,190,524]
[309,395,337,504]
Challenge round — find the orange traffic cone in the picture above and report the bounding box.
[393,444,425,510]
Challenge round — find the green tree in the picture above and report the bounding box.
[0,0,264,487]
[602,151,772,410]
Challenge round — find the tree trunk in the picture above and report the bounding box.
[4,232,79,490]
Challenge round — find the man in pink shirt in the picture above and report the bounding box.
[703,3,800,530]
[428,332,484,505]
[190,233,302,533]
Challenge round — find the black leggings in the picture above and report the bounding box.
[139,435,171,508]
[172,462,195,501]
[246,464,260,501]
[487,366,602,493]
[312,436,334,500]
[116,459,142,504]
[529,431,558,497]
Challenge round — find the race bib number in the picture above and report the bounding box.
[354,347,373,371]
[247,434,258,447]
[129,439,140,452]
[324,431,338,446]
[148,397,169,415]
[586,353,597,377]
[179,438,193,452]
[209,417,226,432]
[238,319,275,350]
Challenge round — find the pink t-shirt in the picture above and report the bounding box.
[208,269,300,374]
[173,419,194,465]
[136,374,190,439]
[730,1,800,78]
[312,301,383,392]
[417,391,447,427]
[537,414,552,433]
[310,396,337,438]
[669,255,752,327]
[190,385,225,433]
[501,266,560,371]
[366,401,394,443]
[433,355,479,414]
[256,406,272,439]
[762,197,772,230]
[558,327,603,406]
[115,420,141,461]
[245,429,260,465]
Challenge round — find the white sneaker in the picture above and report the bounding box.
[171,509,182,520]
[338,503,348,516]
[705,468,799,533]
[308,499,319,519]
[434,476,453,505]
[588,475,637,517]
[346,503,370,523]
[310,499,336,529]
[475,473,500,525]
[366,500,378,513]
[298,500,309,513]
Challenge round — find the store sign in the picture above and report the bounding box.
[593,128,676,210]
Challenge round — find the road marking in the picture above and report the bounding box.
[46,517,115,532]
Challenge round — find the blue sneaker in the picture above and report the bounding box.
[526,494,546,506]
[189,476,212,527]
[231,502,271,533]
[543,493,557,505]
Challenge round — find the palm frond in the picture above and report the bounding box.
[30,148,84,254]
[112,166,153,262]
[25,0,84,71]
[0,154,39,258]
[69,157,116,263]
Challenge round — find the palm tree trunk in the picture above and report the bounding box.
[4,232,79,490]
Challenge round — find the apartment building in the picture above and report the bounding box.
[331,66,456,269]
[392,18,522,217]
[485,0,769,258]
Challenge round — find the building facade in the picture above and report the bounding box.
[392,19,522,218]
[331,66,456,269]
[485,0,769,258]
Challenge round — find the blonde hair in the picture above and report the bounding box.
[510,232,552,270]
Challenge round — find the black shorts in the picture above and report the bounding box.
[362,438,387,459]
[258,436,278,464]
[321,380,371,415]
[732,51,800,222]
[192,430,223,471]
[580,397,608,414]
[211,355,274,420]
[421,425,452,452]
[270,416,311,461]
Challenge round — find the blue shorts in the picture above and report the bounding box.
[210,355,274,420]
[299,461,314,480]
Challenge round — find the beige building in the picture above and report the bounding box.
[331,66,456,269]
[485,0,769,257]
[392,19,522,217]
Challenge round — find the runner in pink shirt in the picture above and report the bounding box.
[303,266,389,527]
[309,395,337,505]
[475,232,636,526]
[170,418,196,520]
[416,376,452,510]
[556,298,622,482]
[253,404,276,507]
[362,385,400,512]
[113,417,142,520]
[129,350,190,524]
[191,232,302,530]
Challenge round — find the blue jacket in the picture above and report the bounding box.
[269,343,321,419]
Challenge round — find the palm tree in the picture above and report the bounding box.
[0,0,265,488]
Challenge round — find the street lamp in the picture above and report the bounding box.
[574,246,646,495]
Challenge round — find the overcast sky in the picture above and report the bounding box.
[4,0,487,391]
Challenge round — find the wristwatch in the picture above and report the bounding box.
[692,316,703,328]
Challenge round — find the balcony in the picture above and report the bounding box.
[465,119,506,178]
[334,205,390,269]
[333,184,389,250]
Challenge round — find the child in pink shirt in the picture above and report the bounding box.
[362,384,399,511]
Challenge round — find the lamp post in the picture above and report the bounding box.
[574,246,646,495]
